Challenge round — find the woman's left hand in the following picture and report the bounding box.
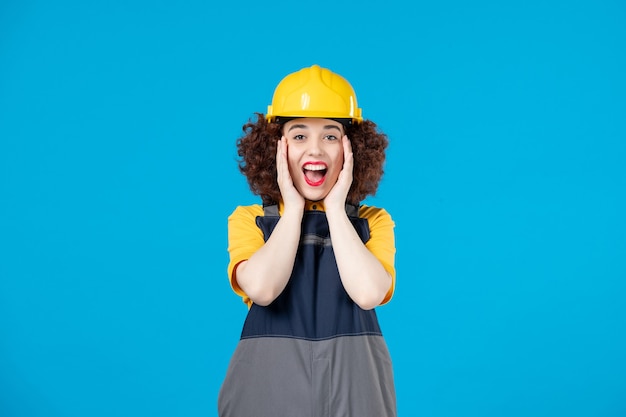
[324,135,353,212]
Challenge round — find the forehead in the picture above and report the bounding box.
[283,118,344,132]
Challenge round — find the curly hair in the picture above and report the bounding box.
[236,113,388,206]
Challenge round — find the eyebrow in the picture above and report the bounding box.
[287,124,308,132]
[287,124,343,133]
[324,125,343,133]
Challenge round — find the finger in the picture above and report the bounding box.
[277,136,286,177]
[277,136,294,188]
[342,135,354,171]
[276,138,282,178]
[343,135,352,152]
[282,136,288,162]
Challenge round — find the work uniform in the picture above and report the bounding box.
[218,202,397,417]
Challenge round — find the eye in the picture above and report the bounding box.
[324,134,339,141]
[292,134,306,141]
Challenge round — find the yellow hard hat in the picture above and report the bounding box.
[266,64,363,124]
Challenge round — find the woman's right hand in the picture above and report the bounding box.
[235,136,304,306]
[276,136,304,213]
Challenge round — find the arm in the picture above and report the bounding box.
[326,209,392,310]
[235,137,304,306]
[325,137,393,310]
[235,210,302,306]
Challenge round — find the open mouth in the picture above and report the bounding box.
[303,162,327,186]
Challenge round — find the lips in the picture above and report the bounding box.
[302,162,327,186]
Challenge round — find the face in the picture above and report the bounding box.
[283,118,345,202]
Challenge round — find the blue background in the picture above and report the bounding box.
[1,0,625,416]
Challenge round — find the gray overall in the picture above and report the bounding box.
[218,205,396,417]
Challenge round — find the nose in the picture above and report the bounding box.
[306,137,323,156]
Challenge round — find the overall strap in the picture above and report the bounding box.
[262,203,279,216]
[345,203,360,217]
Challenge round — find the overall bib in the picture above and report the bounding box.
[218,205,396,417]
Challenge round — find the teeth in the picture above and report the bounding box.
[304,164,326,171]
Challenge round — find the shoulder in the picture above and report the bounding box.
[228,204,264,222]
[358,204,394,225]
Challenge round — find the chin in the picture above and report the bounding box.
[302,191,329,202]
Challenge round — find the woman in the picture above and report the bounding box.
[218,64,397,417]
